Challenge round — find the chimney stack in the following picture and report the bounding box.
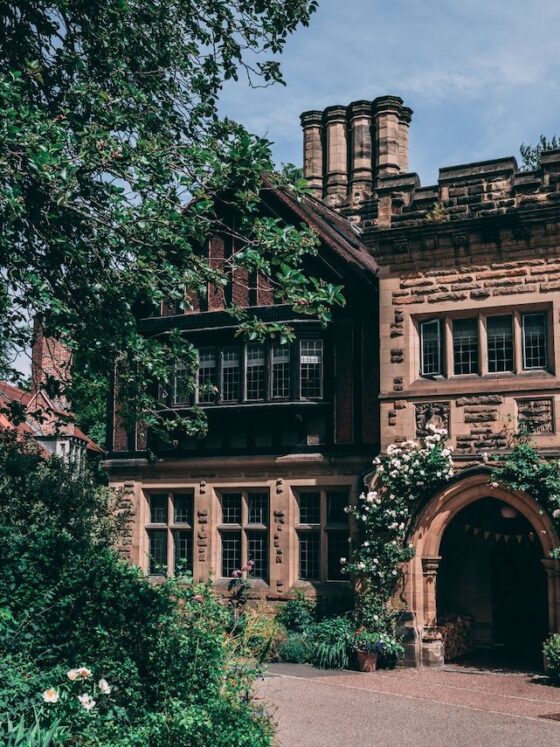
[31,318,72,402]
[300,95,413,205]
[300,110,324,197]
[324,105,349,201]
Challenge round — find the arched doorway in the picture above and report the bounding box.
[404,472,560,668]
[437,497,548,668]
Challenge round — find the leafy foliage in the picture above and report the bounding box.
[520,135,560,171]
[310,616,354,670]
[277,634,313,664]
[490,439,560,558]
[0,431,272,745]
[0,0,344,439]
[348,426,454,633]
[276,591,316,633]
[544,634,560,683]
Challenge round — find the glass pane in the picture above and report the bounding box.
[327,492,348,523]
[149,494,168,524]
[174,530,193,576]
[300,340,323,398]
[487,316,513,373]
[173,493,193,525]
[453,318,479,375]
[247,531,268,581]
[221,530,241,578]
[222,347,240,403]
[523,313,547,369]
[421,320,441,375]
[327,530,349,581]
[298,531,320,580]
[221,493,242,524]
[148,529,168,575]
[248,492,269,525]
[173,361,190,405]
[298,492,320,524]
[197,349,217,404]
[246,344,265,401]
[271,343,291,399]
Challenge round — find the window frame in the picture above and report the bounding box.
[145,491,194,578]
[417,307,553,381]
[217,489,270,583]
[452,317,479,376]
[522,312,548,371]
[295,487,350,584]
[420,319,443,377]
[169,338,326,408]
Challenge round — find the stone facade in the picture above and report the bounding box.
[106,94,560,667]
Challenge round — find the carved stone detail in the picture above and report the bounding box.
[391,348,404,364]
[415,402,450,438]
[517,398,554,434]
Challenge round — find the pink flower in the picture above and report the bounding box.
[193,594,204,603]
[232,570,242,579]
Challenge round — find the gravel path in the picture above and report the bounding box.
[256,663,560,746]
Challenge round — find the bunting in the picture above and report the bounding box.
[463,524,536,545]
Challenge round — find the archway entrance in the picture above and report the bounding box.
[403,472,560,669]
[437,497,548,669]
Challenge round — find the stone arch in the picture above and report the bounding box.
[402,470,560,667]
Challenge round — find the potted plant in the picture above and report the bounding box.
[352,630,404,672]
[352,629,384,672]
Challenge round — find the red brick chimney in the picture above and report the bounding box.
[31,318,72,400]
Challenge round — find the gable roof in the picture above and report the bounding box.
[0,381,102,454]
[260,178,379,284]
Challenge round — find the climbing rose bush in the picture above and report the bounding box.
[347,426,454,632]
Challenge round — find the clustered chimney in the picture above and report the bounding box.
[300,96,412,205]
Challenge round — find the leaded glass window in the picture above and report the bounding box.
[246,344,265,400]
[300,340,323,398]
[420,319,442,376]
[271,343,291,399]
[487,316,513,373]
[523,313,547,370]
[221,347,240,402]
[453,318,479,375]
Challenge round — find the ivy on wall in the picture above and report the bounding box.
[490,440,560,559]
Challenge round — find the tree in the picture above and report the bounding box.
[0,1,343,439]
[0,430,273,744]
[519,134,559,171]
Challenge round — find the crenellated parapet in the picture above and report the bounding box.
[301,97,560,232]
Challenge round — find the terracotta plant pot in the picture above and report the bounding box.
[357,650,378,672]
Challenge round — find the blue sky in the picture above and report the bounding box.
[219,0,560,185]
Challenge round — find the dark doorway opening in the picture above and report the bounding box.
[437,497,548,670]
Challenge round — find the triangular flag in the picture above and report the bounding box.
[473,527,480,536]
[495,533,502,542]
[465,524,471,532]
[516,534,523,543]
[484,531,490,540]
[503,534,509,543]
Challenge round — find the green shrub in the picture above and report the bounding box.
[235,608,287,663]
[311,616,354,669]
[544,634,560,682]
[0,432,273,746]
[276,592,316,633]
[278,634,313,664]
[2,714,69,747]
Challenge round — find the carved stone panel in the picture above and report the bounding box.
[517,398,554,434]
[415,402,450,438]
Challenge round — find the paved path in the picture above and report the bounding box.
[256,663,560,746]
